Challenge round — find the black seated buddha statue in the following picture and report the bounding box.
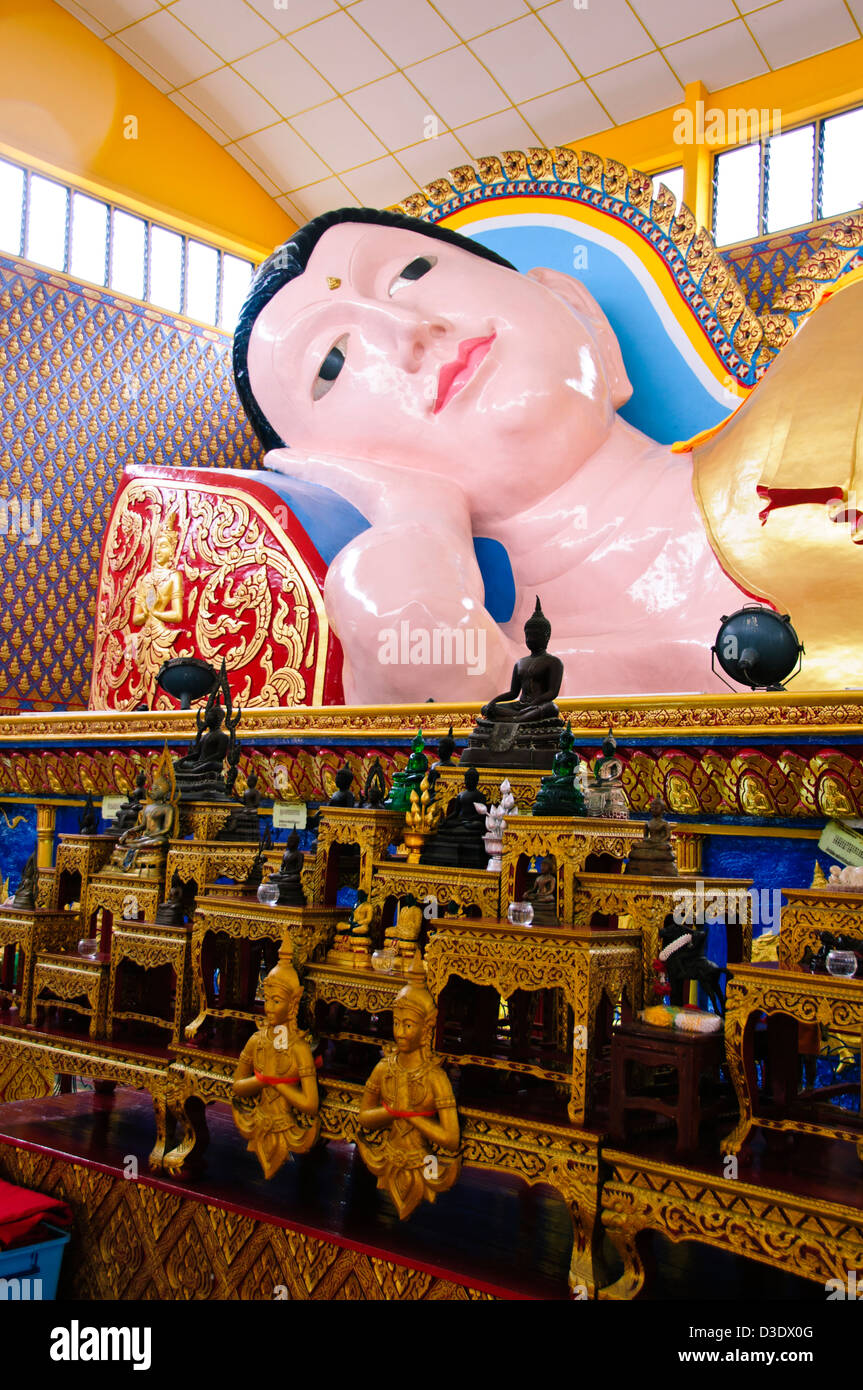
[420,765,488,870]
[263,829,306,907]
[625,797,678,878]
[462,598,566,768]
[154,870,187,926]
[362,758,387,809]
[113,771,147,836]
[216,771,262,842]
[11,852,37,910]
[79,792,99,836]
[329,764,356,808]
[173,661,240,802]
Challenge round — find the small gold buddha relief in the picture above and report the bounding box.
[129,509,189,687]
[357,953,460,1220]
[232,946,320,1179]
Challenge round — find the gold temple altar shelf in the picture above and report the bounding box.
[32,951,111,1039]
[368,860,500,925]
[313,805,407,902]
[184,894,341,1041]
[51,832,116,911]
[424,918,642,1125]
[723,961,863,1163]
[107,917,194,1046]
[571,872,753,1002]
[0,903,81,1023]
[502,816,652,926]
[600,1148,863,1300]
[165,838,276,896]
[432,764,544,814]
[777,886,863,967]
[177,802,235,842]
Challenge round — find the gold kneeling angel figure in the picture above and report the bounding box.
[231,945,320,1179]
[357,952,460,1220]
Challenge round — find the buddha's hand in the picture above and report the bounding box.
[323,520,517,704]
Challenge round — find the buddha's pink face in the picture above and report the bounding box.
[246,222,621,522]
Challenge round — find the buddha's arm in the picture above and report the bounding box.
[131,582,147,627]
[273,1044,318,1114]
[407,1076,459,1150]
[232,1041,262,1098]
[485,664,522,708]
[358,1065,391,1130]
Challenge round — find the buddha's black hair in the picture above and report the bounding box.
[232,206,517,452]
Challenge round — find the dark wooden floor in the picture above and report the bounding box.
[0,1087,843,1300]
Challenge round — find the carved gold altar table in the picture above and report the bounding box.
[85,869,165,944]
[177,802,235,842]
[0,906,81,1023]
[723,961,863,1161]
[32,951,111,1038]
[778,887,863,967]
[314,807,406,902]
[108,919,193,1045]
[572,872,753,1001]
[165,839,274,895]
[424,919,642,1124]
[501,817,649,927]
[303,959,405,1018]
[433,764,545,813]
[51,834,116,909]
[368,859,500,923]
[185,895,341,1040]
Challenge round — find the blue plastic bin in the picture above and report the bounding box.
[0,1222,70,1300]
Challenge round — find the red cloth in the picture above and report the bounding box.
[0,1178,71,1248]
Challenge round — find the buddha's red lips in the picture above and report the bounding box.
[433,334,495,413]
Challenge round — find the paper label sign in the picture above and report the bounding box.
[102,796,126,821]
[818,819,863,866]
[272,802,307,830]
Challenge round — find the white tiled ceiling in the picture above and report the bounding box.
[56,0,863,224]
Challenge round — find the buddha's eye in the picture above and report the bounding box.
[388,255,437,296]
[313,333,348,401]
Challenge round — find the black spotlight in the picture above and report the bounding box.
[712,606,803,691]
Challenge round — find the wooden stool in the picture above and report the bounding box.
[610,1019,725,1153]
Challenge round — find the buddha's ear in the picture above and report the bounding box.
[526,267,633,409]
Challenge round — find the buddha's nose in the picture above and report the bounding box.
[400,316,451,371]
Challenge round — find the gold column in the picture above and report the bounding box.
[35,802,56,869]
[675,830,704,875]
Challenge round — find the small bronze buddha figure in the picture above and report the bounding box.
[420,766,488,869]
[462,599,567,768]
[625,796,678,877]
[532,721,587,817]
[216,771,262,842]
[362,757,387,808]
[113,771,147,836]
[11,852,37,910]
[329,764,356,808]
[79,792,99,836]
[525,856,558,925]
[264,829,306,907]
[357,953,460,1220]
[232,947,320,1179]
[154,870,186,926]
[385,730,430,812]
[113,760,178,875]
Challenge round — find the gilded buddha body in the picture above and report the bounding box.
[357,954,460,1219]
[232,948,320,1178]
